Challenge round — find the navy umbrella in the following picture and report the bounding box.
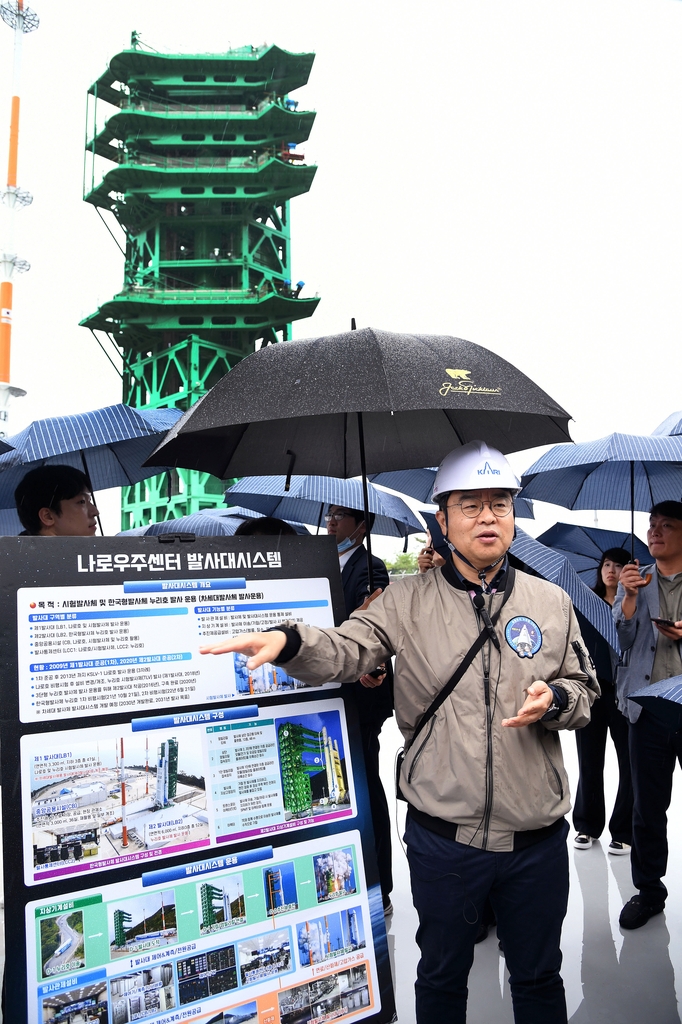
[0,404,182,502]
[370,467,534,519]
[119,510,309,537]
[653,411,682,436]
[519,432,682,559]
[0,439,12,454]
[628,676,682,731]
[0,404,182,533]
[420,510,619,649]
[224,475,423,545]
[535,523,649,584]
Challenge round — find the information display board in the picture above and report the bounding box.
[0,536,396,1024]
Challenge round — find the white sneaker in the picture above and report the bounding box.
[608,840,631,856]
[573,833,593,849]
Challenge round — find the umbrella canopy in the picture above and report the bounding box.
[370,466,534,519]
[652,411,682,436]
[0,404,183,508]
[535,523,649,583]
[224,475,424,540]
[146,328,572,479]
[419,511,618,649]
[628,676,682,731]
[118,510,309,537]
[519,434,682,510]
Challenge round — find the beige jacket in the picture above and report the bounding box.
[281,567,599,851]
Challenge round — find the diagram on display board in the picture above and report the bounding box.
[27,831,377,1024]
[24,699,356,886]
[0,536,396,1023]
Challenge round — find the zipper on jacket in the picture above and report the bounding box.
[407,716,437,784]
[482,668,494,848]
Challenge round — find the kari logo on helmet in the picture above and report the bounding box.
[439,370,502,398]
[505,616,542,659]
[477,461,501,476]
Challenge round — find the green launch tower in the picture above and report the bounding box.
[81,35,319,528]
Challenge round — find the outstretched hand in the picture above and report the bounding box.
[200,630,287,671]
[502,681,553,728]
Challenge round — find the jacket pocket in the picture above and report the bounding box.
[542,747,564,800]
[407,717,437,785]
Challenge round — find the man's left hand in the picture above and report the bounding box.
[655,619,682,641]
[502,681,554,728]
[359,665,387,688]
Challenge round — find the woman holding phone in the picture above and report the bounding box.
[573,547,634,854]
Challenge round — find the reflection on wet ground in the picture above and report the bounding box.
[380,718,682,1024]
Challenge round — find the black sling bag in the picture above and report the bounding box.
[395,567,515,801]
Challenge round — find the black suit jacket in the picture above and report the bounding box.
[341,545,394,726]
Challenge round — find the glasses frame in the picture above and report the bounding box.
[324,512,354,523]
[447,497,514,519]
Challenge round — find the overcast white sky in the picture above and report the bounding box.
[1,0,681,541]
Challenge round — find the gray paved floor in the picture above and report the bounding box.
[379,717,682,1023]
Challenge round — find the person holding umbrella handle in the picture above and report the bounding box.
[613,501,682,931]
[202,440,599,1024]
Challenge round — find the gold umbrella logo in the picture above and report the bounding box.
[445,369,471,380]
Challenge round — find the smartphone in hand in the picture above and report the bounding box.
[651,616,676,628]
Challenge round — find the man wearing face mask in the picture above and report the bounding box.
[325,504,395,916]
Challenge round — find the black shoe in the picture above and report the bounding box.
[474,920,490,944]
[619,895,665,930]
[382,895,393,917]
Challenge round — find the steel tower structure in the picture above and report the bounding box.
[81,35,319,527]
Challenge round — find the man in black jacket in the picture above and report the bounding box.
[326,503,394,914]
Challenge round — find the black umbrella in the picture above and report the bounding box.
[147,327,572,588]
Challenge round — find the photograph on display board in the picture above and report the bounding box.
[109,964,175,1022]
[108,889,177,959]
[39,908,85,978]
[275,710,351,822]
[238,927,293,987]
[278,964,372,1024]
[30,730,207,877]
[176,943,239,1005]
[204,1000,257,1024]
[198,872,247,934]
[40,980,108,1023]
[314,847,357,903]
[296,905,366,968]
[232,653,308,696]
[263,861,298,918]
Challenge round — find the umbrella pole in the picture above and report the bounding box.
[356,411,375,593]
[630,460,635,561]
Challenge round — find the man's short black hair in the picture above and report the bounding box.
[233,516,297,537]
[650,500,682,522]
[334,507,376,532]
[15,465,90,535]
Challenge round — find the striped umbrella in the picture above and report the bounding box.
[535,523,649,585]
[519,432,682,559]
[370,467,534,518]
[653,411,682,436]
[0,405,183,529]
[224,475,424,544]
[118,511,309,537]
[419,510,618,649]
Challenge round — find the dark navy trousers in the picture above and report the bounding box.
[405,814,569,1024]
[629,708,682,901]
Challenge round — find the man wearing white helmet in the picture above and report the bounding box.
[201,440,598,1024]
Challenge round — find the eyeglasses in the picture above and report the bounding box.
[448,497,514,518]
[324,512,353,523]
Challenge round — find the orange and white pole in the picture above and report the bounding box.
[0,1,37,430]
[120,736,128,848]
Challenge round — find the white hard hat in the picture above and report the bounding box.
[431,441,521,503]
